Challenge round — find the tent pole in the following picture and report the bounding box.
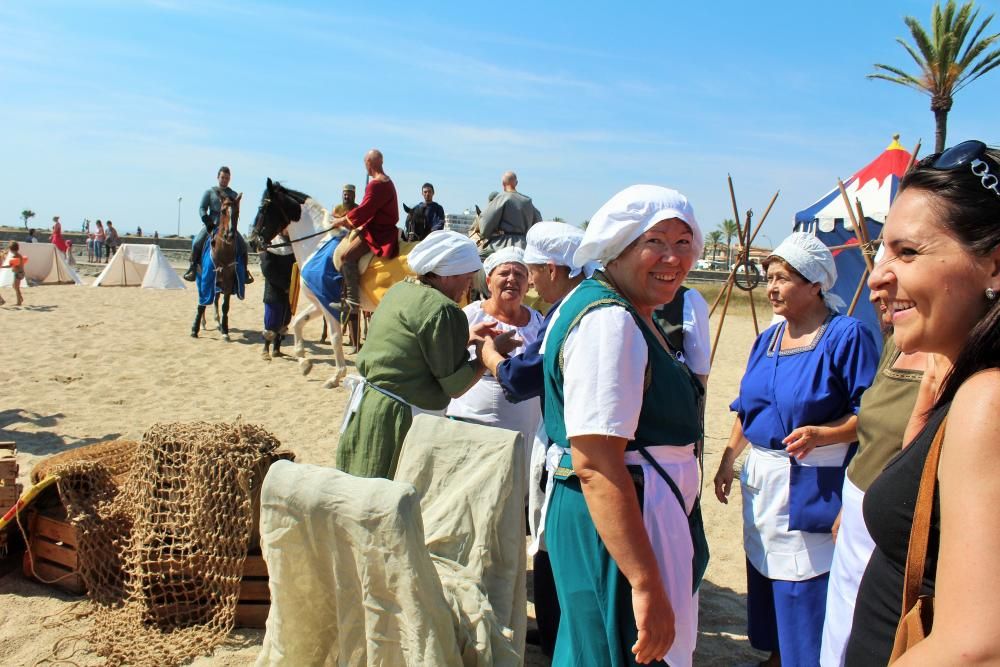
[709,189,779,316]
[838,179,874,273]
[847,268,869,316]
[710,276,736,366]
[904,139,922,174]
[740,211,760,335]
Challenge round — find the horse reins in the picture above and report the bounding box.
[256,195,334,249]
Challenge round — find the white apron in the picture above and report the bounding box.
[741,442,851,581]
[340,374,446,434]
[542,443,700,667]
[819,476,875,667]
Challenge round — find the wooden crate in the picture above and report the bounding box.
[0,483,23,508]
[22,508,85,595]
[22,509,271,627]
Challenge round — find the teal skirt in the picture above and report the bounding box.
[545,475,667,667]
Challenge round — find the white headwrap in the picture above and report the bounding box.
[574,185,703,269]
[483,246,526,276]
[407,230,482,276]
[523,221,599,278]
[769,232,846,312]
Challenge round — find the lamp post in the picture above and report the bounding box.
[176,196,182,237]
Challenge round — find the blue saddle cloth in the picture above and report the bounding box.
[299,236,342,320]
[197,233,246,306]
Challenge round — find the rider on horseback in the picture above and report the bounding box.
[184,166,254,284]
[329,150,400,340]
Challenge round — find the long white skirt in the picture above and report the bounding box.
[819,476,875,667]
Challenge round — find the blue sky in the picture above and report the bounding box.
[2,0,998,247]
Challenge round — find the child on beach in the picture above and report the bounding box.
[0,241,27,306]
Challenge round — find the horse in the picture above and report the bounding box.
[401,202,429,242]
[191,193,244,341]
[247,179,349,389]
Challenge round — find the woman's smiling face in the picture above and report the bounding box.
[605,218,695,315]
[869,188,993,358]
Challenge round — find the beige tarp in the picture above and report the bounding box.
[91,243,185,289]
[257,415,525,666]
[0,242,82,286]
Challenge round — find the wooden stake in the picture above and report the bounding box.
[741,211,760,335]
[838,179,874,272]
[709,189,780,316]
[904,138,922,174]
[847,267,869,316]
[710,277,736,366]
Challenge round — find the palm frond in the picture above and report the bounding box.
[960,14,995,63]
[905,15,938,61]
[954,49,1000,91]
[958,30,1000,68]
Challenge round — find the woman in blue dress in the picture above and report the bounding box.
[713,232,878,666]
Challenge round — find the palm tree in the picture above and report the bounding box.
[20,209,35,229]
[719,219,739,264]
[706,230,723,261]
[869,0,1000,152]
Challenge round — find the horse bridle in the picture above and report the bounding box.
[256,195,332,249]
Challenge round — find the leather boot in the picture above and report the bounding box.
[341,261,361,310]
[183,262,198,282]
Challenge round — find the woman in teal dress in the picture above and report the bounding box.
[542,185,706,666]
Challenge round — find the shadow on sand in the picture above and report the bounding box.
[0,409,122,457]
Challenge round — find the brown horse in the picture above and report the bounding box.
[192,193,242,340]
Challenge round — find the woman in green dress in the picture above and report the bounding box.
[337,230,517,479]
[542,185,705,666]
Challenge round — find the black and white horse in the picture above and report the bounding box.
[248,179,348,388]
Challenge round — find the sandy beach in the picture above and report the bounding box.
[0,264,768,666]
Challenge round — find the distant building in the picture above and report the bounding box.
[444,213,476,236]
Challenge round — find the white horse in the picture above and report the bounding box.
[248,179,348,389]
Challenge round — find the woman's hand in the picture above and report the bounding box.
[468,321,500,345]
[491,329,522,356]
[783,425,822,459]
[713,454,736,504]
[631,584,675,664]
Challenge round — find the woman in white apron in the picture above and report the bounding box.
[448,246,544,477]
[713,233,879,666]
[542,185,706,666]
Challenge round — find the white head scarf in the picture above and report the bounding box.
[769,231,845,312]
[523,221,599,278]
[483,246,526,276]
[407,230,482,276]
[574,185,703,269]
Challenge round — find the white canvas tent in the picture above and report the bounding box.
[0,242,82,287]
[92,244,185,289]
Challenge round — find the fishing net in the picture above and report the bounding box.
[43,421,287,666]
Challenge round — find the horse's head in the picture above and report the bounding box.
[218,193,243,240]
[402,203,427,241]
[249,178,306,251]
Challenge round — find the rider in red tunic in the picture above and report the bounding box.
[331,149,400,310]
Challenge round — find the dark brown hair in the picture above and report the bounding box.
[901,145,1000,408]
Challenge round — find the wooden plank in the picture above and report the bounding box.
[242,555,268,578]
[22,552,85,595]
[31,513,79,547]
[0,460,17,479]
[239,579,270,601]
[30,537,78,569]
[235,602,270,628]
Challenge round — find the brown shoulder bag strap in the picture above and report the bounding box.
[901,415,948,615]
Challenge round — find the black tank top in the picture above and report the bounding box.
[844,403,948,666]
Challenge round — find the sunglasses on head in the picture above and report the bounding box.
[929,139,1000,197]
